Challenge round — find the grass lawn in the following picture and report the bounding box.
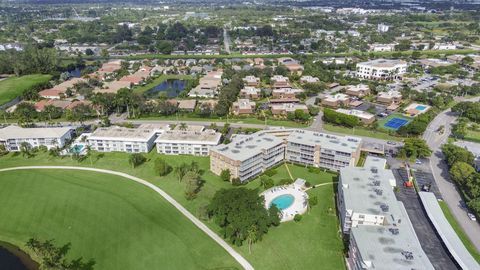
[377,113,413,132]
[132,74,193,94]
[0,152,345,270]
[0,169,241,270]
[0,74,52,105]
[464,129,480,144]
[438,201,480,263]
[135,114,310,128]
[323,123,402,141]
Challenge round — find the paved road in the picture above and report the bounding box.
[423,96,480,252]
[223,27,231,54]
[0,166,254,270]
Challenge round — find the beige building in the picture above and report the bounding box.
[210,133,285,182]
[271,103,308,115]
[345,84,370,97]
[377,90,402,106]
[335,109,375,124]
[271,75,291,89]
[300,76,319,84]
[321,93,350,108]
[243,76,260,87]
[232,99,256,115]
[272,88,303,99]
[239,87,261,100]
[188,70,223,98]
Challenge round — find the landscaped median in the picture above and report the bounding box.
[0,151,346,270]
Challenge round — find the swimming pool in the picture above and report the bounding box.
[270,194,295,210]
[415,105,427,111]
[70,145,84,154]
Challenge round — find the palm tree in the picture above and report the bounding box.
[246,225,258,254]
[174,163,189,182]
[179,122,188,131]
[85,145,93,166]
[20,142,32,158]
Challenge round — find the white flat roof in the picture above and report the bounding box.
[88,126,158,142]
[0,125,72,140]
[155,130,221,145]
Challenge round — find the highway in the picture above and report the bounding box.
[423,96,480,252]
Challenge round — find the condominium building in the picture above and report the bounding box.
[232,99,256,115]
[345,84,370,97]
[271,75,291,89]
[243,75,260,87]
[368,43,395,52]
[377,90,402,106]
[87,125,166,153]
[321,93,350,108]
[188,70,223,98]
[285,130,361,171]
[355,59,408,80]
[155,129,221,156]
[338,156,434,270]
[335,109,375,124]
[239,87,261,100]
[272,88,303,99]
[271,103,308,115]
[210,133,285,182]
[0,125,73,151]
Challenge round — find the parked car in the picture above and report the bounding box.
[387,141,396,145]
[415,159,422,165]
[467,213,477,221]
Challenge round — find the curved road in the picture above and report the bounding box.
[423,96,480,252]
[0,166,254,270]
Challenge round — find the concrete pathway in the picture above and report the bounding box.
[0,166,254,270]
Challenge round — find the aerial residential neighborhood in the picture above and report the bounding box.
[1,1,480,270]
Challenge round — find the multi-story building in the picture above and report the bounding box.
[345,84,370,97]
[271,75,291,89]
[271,103,308,115]
[155,129,221,156]
[188,70,223,98]
[355,59,408,80]
[338,156,434,270]
[335,109,375,124]
[377,90,402,106]
[272,88,303,99]
[232,99,256,115]
[321,93,350,108]
[87,125,166,153]
[368,43,395,52]
[0,125,73,151]
[239,87,261,100]
[210,133,285,182]
[285,130,361,171]
[299,76,319,84]
[242,76,260,87]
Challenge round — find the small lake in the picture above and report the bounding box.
[68,67,84,78]
[0,242,38,270]
[145,79,187,98]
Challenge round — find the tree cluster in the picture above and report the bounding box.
[398,138,432,160]
[323,108,360,127]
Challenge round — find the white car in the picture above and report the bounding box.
[468,213,477,221]
[415,159,422,165]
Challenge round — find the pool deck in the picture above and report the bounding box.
[261,185,308,222]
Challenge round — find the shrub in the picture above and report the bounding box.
[279,178,293,185]
[293,214,302,222]
[129,153,146,168]
[154,158,171,176]
[264,169,277,177]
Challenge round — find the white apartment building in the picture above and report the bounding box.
[285,130,362,171]
[155,129,221,156]
[369,43,396,52]
[338,156,434,270]
[355,59,408,80]
[210,133,285,182]
[0,125,73,151]
[87,125,166,153]
[377,23,389,33]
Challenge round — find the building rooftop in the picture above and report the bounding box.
[341,156,434,270]
[378,90,402,99]
[335,109,374,120]
[346,84,369,92]
[234,99,256,109]
[358,59,407,68]
[287,129,361,153]
[0,125,72,139]
[88,126,158,142]
[240,87,261,95]
[155,129,221,145]
[211,132,283,161]
[323,93,350,102]
[271,103,308,112]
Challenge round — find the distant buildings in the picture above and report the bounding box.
[377,23,390,33]
[338,156,434,270]
[299,76,319,84]
[335,109,375,124]
[271,75,291,89]
[243,76,260,87]
[239,87,261,100]
[0,125,73,151]
[232,99,256,115]
[188,70,223,98]
[321,93,350,108]
[355,59,408,80]
[369,43,396,52]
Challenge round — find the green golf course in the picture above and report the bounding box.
[0,169,240,270]
[0,74,51,105]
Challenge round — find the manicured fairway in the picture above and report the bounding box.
[0,74,51,105]
[0,169,240,270]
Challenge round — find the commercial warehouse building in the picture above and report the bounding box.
[338,156,434,270]
[0,125,74,151]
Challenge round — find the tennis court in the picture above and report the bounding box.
[384,117,410,130]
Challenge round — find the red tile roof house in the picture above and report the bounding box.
[38,78,87,99]
[34,99,71,111]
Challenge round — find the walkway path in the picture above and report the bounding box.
[0,166,254,270]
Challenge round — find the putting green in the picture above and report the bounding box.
[0,169,240,270]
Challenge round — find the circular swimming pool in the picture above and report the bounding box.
[270,194,295,210]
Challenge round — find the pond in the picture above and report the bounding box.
[68,67,84,78]
[144,79,188,98]
[0,241,39,270]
